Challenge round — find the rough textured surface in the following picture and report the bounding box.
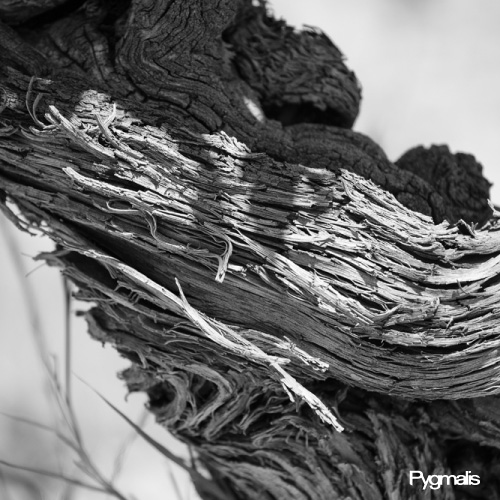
[396,144,492,225]
[0,1,499,499]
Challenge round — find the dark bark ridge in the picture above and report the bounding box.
[1,1,500,499]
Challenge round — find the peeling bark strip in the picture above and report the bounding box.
[1,1,500,499]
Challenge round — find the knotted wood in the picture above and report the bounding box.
[1,1,499,498]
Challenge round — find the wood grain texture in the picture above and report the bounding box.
[0,1,499,499]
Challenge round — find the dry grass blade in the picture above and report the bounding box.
[63,276,72,408]
[0,411,56,434]
[0,412,74,449]
[78,378,235,500]
[110,409,149,483]
[0,215,78,437]
[0,215,132,500]
[0,467,43,500]
[0,215,50,370]
[0,459,108,494]
[78,378,190,471]
[166,461,184,500]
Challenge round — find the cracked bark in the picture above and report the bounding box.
[1,1,499,499]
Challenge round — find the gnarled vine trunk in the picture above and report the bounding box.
[1,1,500,499]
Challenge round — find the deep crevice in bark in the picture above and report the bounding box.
[262,102,352,128]
[15,0,88,29]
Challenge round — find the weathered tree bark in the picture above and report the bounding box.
[1,1,500,499]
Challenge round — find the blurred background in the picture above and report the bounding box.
[1,1,500,498]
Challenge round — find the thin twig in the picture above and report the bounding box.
[0,215,51,370]
[0,459,107,494]
[0,214,132,500]
[166,461,184,500]
[63,276,72,409]
[110,409,149,483]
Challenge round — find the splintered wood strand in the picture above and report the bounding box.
[1,95,500,399]
[0,1,499,498]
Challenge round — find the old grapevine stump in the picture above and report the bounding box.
[1,1,500,498]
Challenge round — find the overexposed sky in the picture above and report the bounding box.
[273,0,500,202]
